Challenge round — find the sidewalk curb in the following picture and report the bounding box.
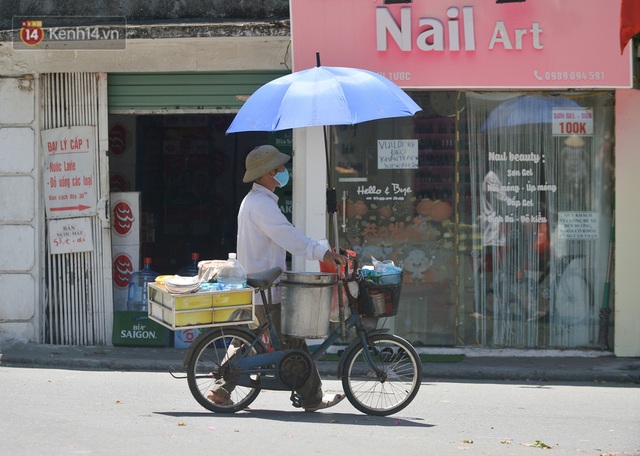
[1,341,639,384]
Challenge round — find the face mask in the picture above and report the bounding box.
[274,168,290,187]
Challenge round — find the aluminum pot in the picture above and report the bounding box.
[280,272,336,338]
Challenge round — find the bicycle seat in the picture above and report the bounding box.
[246,267,282,290]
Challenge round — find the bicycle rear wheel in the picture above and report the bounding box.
[341,334,422,416]
[186,327,267,413]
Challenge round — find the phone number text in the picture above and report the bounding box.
[535,71,605,81]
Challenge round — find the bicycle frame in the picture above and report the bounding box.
[220,283,386,391]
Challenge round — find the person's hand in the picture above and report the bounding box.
[323,250,348,266]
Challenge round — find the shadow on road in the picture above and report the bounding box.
[156,409,433,428]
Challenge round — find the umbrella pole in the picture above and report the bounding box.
[323,123,348,339]
[323,125,336,246]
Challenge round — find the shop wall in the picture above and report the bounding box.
[0,37,290,77]
[0,75,41,342]
[614,89,640,357]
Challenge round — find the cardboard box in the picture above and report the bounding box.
[110,192,141,246]
[112,311,172,347]
[111,244,140,311]
[148,283,255,330]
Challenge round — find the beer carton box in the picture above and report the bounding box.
[110,192,140,246]
[111,244,140,311]
[112,311,172,347]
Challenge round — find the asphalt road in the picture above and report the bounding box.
[2,366,639,455]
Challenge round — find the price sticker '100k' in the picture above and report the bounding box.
[551,108,594,136]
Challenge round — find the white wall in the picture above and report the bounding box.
[0,75,41,342]
[614,89,640,357]
[291,127,329,272]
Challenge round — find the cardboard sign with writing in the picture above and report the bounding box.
[48,217,94,254]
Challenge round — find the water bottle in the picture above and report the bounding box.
[177,252,200,277]
[127,257,159,312]
[217,253,247,290]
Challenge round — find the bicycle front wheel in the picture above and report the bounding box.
[186,327,267,413]
[341,334,422,416]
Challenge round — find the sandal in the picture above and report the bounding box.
[207,390,233,406]
[304,393,345,412]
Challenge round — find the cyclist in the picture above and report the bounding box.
[207,145,347,412]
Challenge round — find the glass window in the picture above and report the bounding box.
[330,91,615,349]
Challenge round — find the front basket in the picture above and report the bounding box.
[356,274,403,317]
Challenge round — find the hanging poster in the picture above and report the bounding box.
[557,211,600,240]
[42,126,97,219]
[377,139,419,169]
[48,217,94,254]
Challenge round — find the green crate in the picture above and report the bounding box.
[112,311,172,347]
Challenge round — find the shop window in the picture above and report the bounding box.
[465,92,614,348]
[331,93,466,346]
[330,90,615,349]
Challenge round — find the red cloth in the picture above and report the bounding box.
[621,0,640,53]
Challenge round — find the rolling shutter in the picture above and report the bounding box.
[107,71,289,113]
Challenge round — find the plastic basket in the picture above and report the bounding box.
[356,273,403,317]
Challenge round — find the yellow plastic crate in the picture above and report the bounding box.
[147,283,255,330]
[214,306,253,323]
[175,310,214,326]
[149,284,213,310]
[213,290,253,307]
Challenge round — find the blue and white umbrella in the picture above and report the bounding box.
[226,55,421,249]
[226,63,421,134]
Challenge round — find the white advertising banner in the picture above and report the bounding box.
[42,126,97,219]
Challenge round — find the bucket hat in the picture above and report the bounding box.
[243,145,291,183]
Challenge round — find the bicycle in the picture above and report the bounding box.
[182,264,422,416]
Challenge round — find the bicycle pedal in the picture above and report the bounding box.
[290,392,303,408]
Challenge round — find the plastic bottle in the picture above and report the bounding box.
[126,257,159,312]
[177,252,200,277]
[217,253,247,290]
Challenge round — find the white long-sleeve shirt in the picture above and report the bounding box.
[237,183,328,304]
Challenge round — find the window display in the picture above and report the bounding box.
[330,91,615,349]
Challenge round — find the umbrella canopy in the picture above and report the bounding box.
[226,59,422,255]
[482,94,582,131]
[226,65,421,133]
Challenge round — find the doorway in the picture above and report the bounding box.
[108,113,277,275]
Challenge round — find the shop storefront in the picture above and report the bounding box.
[288,0,629,349]
[0,22,292,346]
